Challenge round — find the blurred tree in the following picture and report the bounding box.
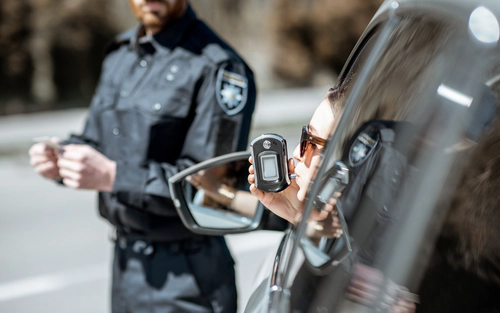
[0,0,32,114]
[192,0,383,87]
[0,0,383,115]
[0,0,129,114]
[270,0,383,86]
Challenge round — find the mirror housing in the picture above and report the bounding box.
[169,151,266,235]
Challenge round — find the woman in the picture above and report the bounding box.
[249,81,417,313]
[248,82,347,227]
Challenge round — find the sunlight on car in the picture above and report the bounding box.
[469,6,500,43]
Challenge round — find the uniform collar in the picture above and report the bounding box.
[130,5,197,55]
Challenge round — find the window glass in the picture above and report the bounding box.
[285,8,500,313]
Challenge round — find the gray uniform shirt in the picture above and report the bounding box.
[66,6,256,241]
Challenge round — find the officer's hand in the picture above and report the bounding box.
[57,144,116,191]
[248,156,303,223]
[29,138,62,180]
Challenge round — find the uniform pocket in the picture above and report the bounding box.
[89,93,115,112]
[134,90,192,120]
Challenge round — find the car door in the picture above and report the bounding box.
[275,0,500,313]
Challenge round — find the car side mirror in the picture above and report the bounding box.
[169,151,265,235]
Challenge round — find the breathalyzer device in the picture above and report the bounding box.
[250,133,291,193]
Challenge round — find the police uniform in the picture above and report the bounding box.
[65,5,256,313]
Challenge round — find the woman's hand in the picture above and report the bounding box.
[248,156,303,223]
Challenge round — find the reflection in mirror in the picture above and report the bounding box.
[183,160,260,229]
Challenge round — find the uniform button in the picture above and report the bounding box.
[166,74,174,81]
[132,241,147,254]
[143,245,154,256]
[154,103,162,111]
[118,237,127,249]
[120,90,128,98]
[170,65,179,73]
[140,60,148,67]
[112,128,120,135]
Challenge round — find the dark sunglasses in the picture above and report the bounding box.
[300,126,327,158]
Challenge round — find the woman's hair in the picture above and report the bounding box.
[325,15,453,157]
[326,75,351,117]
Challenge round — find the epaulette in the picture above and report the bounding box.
[202,44,231,65]
[104,28,136,55]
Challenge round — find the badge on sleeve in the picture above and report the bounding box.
[349,132,378,166]
[215,67,248,116]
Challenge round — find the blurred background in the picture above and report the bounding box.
[0,0,382,114]
[0,0,382,312]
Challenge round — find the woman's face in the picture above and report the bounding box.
[293,99,335,201]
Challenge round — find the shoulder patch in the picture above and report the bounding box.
[349,131,378,167]
[203,44,230,64]
[215,65,248,116]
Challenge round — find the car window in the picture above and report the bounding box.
[282,6,500,313]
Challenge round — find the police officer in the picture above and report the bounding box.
[28,0,256,312]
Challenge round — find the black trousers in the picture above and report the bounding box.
[111,235,237,313]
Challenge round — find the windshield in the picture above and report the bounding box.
[280,3,500,312]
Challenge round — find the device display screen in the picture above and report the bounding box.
[260,154,279,181]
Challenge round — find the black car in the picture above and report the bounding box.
[169,0,500,312]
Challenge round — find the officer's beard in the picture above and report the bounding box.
[141,13,165,33]
[134,0,186,36]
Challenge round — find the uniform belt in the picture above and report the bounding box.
[109,228,209,257]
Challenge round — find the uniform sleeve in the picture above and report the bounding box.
[112,58,257,216]
[63,33,130,149]
[62,57,114,150]
[62,97,102,149]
